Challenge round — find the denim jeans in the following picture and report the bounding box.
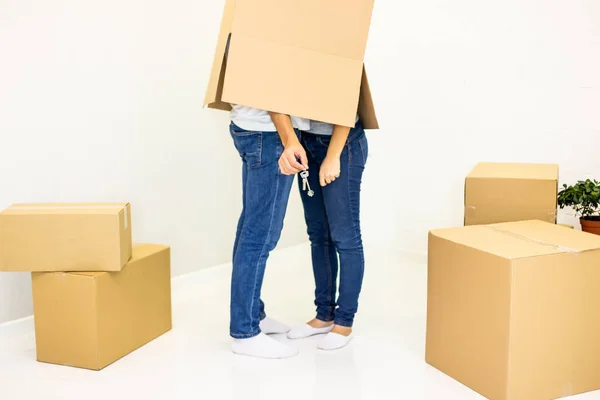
[229,123,297,339]
[298,121,368,327]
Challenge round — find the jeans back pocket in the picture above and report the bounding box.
[230,125,262,168]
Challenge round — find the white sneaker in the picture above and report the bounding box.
[287,324,334,340]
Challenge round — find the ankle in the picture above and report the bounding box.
[307,318,334,329]
[331,325,352,337]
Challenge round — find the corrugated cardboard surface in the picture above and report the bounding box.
[0,203,132,272]
[32,244,172,371]
[464,163,558,226]
[426,221,600,400]
[204,0,378,129]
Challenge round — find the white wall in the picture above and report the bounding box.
[1,0,599,322]
[361,0,600,253]
[0,0,307,323]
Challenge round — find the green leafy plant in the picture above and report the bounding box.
[557,179,600,221]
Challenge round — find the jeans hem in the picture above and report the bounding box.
[334,319,353,328]
[231,329,262,339]
[316,314,335,323]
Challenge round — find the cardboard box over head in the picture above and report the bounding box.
[204,0,378,129]
[0,203,132,272]
[32,244,172,371]
[464,162,558,226]
[427,220,600,400]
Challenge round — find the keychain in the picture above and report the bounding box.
[300,170,314,197]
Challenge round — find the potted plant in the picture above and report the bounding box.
[557,179,600,235]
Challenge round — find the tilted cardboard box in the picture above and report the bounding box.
[0,203,132,272]
[204,0,378,129]
[464,163,558,226]
[32,244,172,371]
[427,220,600,400]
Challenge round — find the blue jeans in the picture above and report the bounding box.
[229,123,297,339]
[298,121,368,327]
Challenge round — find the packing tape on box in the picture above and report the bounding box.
[7,204,129,230]
[484,225,579,253]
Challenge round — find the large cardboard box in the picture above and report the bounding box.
[464,163,558,226]
[0,203,132,272]
[204,0,379,129]
[426,220,600,400]
[32,244,172,371]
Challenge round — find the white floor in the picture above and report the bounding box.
[0,244,599,400]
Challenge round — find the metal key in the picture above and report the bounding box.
[300,171,314,197]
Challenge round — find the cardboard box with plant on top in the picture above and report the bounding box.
[204,0,378,129]
[464,162,559,226]
[426,220,600,400]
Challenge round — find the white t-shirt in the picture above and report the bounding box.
[231,105,310,132]
[307,116,360,136]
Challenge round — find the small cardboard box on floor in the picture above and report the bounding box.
[426,220,600,400]
[0,203,132,272]
[204,0,379,129]
[464,163,558,226]
[32,244,172,371]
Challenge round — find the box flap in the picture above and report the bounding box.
[467,163,558,181]
[66,272,106,278]
[431,220,600,260]
[205,0,378,128]
[203,0,236,110]
[358,66,379,129]
[223,36,363,127]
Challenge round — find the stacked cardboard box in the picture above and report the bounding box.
[0,203,172,370]
[464,162,559,226]
[427,163,600,399]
